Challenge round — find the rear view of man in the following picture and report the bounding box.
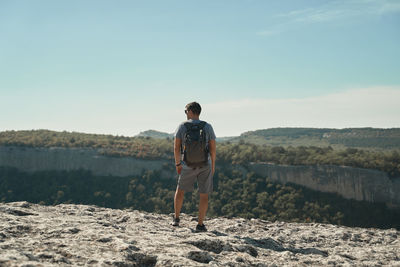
[173,102,216,232]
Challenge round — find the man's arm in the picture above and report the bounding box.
[174,138,182,174]
[209,139,216,175]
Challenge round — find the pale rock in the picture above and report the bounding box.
[0,201,399,266]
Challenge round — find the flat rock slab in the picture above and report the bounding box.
[0,201,399,266]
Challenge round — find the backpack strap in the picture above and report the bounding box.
[183,122,192,131]
[183,121,207,131]
[198,121,206,129]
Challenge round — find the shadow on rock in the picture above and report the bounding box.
[187,251,213,264]
[0,207,37,216]
[125,252,157,267]
[186,239,233,254]
[210,230,228,237]
[242,237,328,257]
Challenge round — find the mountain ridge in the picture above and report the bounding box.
[135,127,400,150]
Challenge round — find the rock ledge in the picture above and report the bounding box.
[0,202,399,266]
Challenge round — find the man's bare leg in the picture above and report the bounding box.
[174,188,185,219]
[198,193,208,225]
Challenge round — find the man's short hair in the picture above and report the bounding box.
[185,102,201,115]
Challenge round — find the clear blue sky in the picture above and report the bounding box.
[1,0,400,136]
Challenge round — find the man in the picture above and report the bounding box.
[173,101,216,232]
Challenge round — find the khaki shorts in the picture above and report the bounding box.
[177,163,213,194]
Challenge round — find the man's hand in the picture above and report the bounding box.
[176,165,182,175]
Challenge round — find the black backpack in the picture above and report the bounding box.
[182,121,208,167]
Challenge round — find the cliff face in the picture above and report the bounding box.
[0,146,170,178]
[1,201,399,266]
[1,146,399,207]
[247,163,400,208]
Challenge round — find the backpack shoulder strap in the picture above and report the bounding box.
[199,121,206,129]
[183,122,193,131]
[184,121,206,130]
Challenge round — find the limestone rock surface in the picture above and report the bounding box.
[0,202,399,266]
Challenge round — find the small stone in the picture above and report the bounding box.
[186,239,232,254]
[23,253,38,261]
[236,256,244,262]
[19,202,31,208]
[86,207,95,212]
[187,251,213,264]
[7,209,36,216]
[341,233,351,240]
[119,216,130,223]
[38,253,53,259]
[128,245,140,251]
[126,252,157,267]
[58,257,72,264]
[113,261,134,267]
[99,221,111,227]
[69,227,80,234]
[98,237,112,243]
[16,225,31,232]
[340,253,356,261]
[236,245,258,257]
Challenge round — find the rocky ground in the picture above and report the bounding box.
[0,202,399,266]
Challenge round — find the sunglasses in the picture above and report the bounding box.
[185,109,189,114]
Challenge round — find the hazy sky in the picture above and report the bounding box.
[1,0,400,137]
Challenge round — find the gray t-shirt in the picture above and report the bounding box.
[174,119,216,161]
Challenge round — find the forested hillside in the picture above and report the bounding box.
[0,129,172,159]
[1,166,399,229]
[232,127,400,150]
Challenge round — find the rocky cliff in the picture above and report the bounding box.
[0,146,170,178]
[1,145,399,208]
[0,201,399,266]
[247,163,400,208]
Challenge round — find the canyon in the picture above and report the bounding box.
[1,146,399,208]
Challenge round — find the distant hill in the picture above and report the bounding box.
[135,129,235,142]
[227,127,400,150]
[2,127,400,151]
[135,127,400,150]
[135,130,173,139]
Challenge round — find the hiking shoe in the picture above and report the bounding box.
[196,224,207,232]
[172,217,180,227]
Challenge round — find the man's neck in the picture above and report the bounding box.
[188,116,200,120]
